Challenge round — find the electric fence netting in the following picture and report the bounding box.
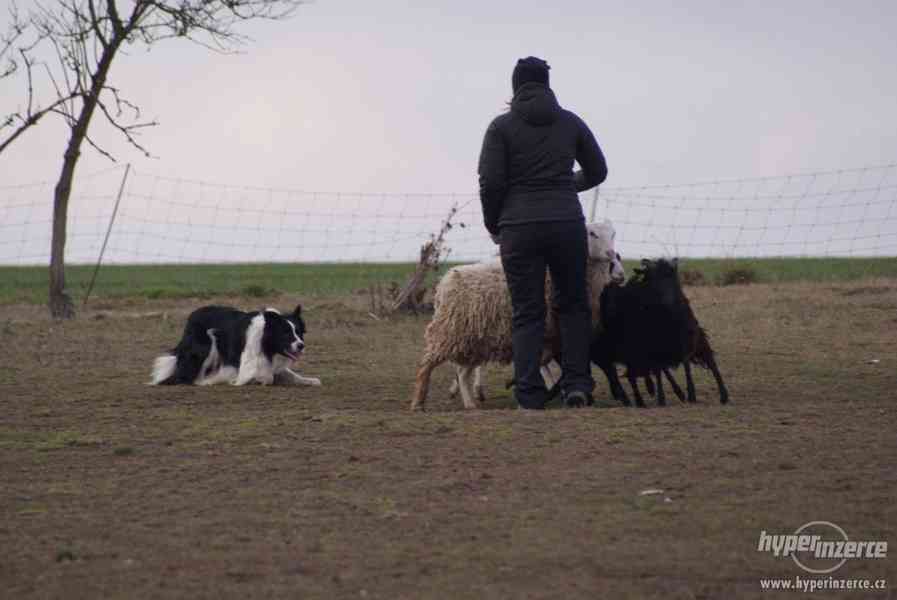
[2,163,895,275]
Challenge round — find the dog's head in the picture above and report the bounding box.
[284,304,307,343]
[262,304,305,362]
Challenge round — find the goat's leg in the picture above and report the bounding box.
[411,356,439,411]
[683,361,697,404]
[627,371,646,408]
[703,356,730,404]
[598,362,629,406]
[654,370,666,406]
[663,368,686,403]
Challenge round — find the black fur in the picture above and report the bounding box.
[591,259,729,406]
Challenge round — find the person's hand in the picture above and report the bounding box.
[490,232,501,245]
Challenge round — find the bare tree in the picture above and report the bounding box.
[0,0,302,318]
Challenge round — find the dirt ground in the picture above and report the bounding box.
[1,280,896,599]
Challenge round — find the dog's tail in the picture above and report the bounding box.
[150,354,178,385]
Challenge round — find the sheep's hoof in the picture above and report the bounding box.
[563,391,590,408]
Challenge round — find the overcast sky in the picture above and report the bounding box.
[2,0,896,191]
[1,1,896,264]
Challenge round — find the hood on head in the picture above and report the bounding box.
[512,56,550,93]
[510,83,560,126]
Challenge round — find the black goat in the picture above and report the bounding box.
[591,258,729,406]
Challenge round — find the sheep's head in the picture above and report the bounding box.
[586,219,617,263]
[610,252,625,283]
[635,257,678,282]
[632,258,681,307]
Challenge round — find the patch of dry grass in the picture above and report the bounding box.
[0,280,895,599]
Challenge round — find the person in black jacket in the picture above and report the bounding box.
[478,56,608,409]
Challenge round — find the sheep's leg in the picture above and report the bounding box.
[683,361,697,404]
[598,362,629,406]
[663,368,686,403]
[643,374,656,397]
[540,360,562,388]
[545,370,565,403]
[654,370,666,406]
[456,365,479,409]
[473,366,487,404]
[540,365,556,389]
[411,356,439,411]
[626,371,646,408]
[448,365,461,399]
[704,356,730,405]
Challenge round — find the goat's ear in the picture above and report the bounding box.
[292,304,302,318]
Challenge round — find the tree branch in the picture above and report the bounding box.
[0,90,82,154]
[86,0,109,48]
[0,0,304,159]
[94,92,157,158]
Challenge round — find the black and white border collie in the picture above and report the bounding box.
[151,304,321,387]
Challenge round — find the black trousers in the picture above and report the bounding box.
[500,220,594,408]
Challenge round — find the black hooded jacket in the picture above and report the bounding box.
[477,82,608,235]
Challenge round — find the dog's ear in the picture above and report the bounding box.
[292,304,302,318]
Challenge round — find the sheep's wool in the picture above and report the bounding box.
[427,261,517,366]
[423,254,611,367]
[411,220,618,409]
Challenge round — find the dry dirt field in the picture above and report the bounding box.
[1,280,896,599]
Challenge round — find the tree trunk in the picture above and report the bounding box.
[47,40,123,319]
[48,171,75,319]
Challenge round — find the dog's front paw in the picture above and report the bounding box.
[307,377,322,387]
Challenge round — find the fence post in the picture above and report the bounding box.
[83,164,131,308]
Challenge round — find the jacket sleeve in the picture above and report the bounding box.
[572,116,608,193]
[477,119,507,236]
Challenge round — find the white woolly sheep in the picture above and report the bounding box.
[446,251,624,405]
[410,220,621,410]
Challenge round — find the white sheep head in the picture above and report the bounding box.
[586,219,617,260]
